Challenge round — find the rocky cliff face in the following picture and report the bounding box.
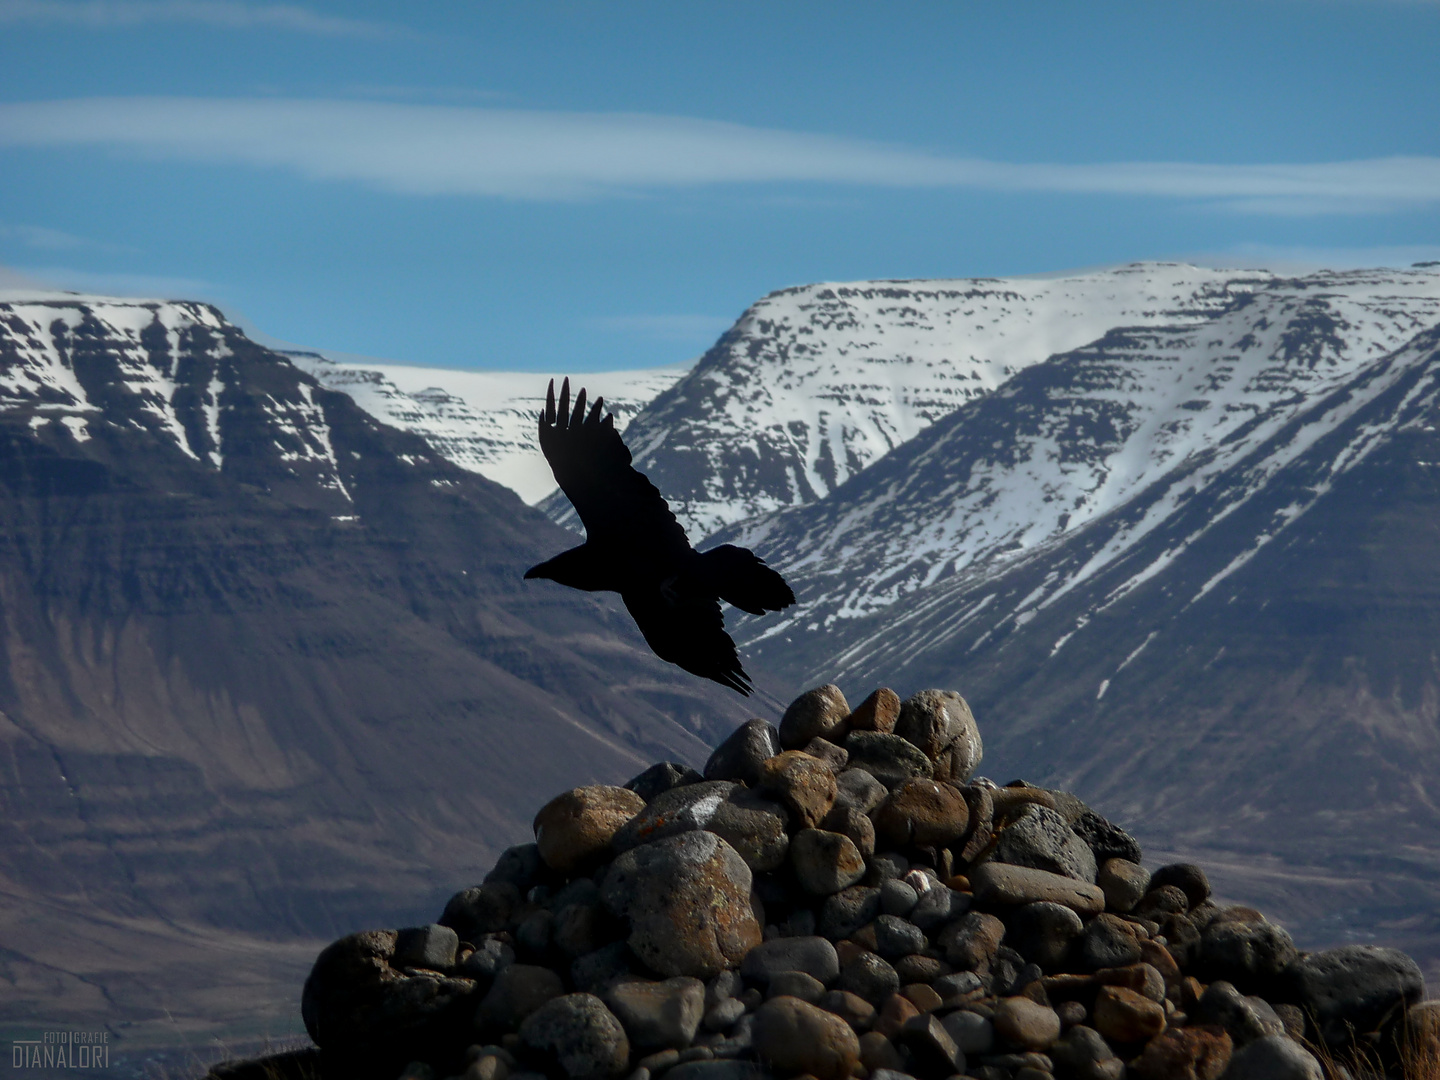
[0,293,754,1038]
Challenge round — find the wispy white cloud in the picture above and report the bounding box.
[0,223,90,250]
[592,314,734,343]
[1185,242,1440,273]
[0,0,392,37]
[1,97,1437,214]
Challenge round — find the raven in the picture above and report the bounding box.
[525,377,794,695]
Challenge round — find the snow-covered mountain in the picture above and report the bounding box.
[717,266,1440,647]
[287,352,686,503]
[580,264,1275,539]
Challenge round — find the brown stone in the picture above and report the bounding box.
[778,685,851,750]
[790,829,867,895]
[992,996,1062,1051]
[1094,963,1166,1003]
[757,751,838,829]
[820,803,876,860]
[873,992,921,1038]
[816,990,875,1032]
[1138,940,1182,993]
[872,779,970,850]
[1130,1025,1233,1080]
[533,786,646,873]
[901,983,944,1014]
[1093,985,1166,1043]
[969,863,1105,915]
[940,911,1006,972]
[845,688,901,734]
[857,1031,904,1074]
[752,996,860,1080]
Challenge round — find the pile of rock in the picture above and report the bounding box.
[290,686,1437,1080]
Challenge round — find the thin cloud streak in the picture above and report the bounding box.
[0,0,392,37]
[1,97,1437,213]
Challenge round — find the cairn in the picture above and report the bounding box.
[267,686,1438,1080]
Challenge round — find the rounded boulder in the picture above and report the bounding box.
[534,785,646,873]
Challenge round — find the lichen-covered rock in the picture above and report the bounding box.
[790,828,866,895]
[600,832,761,978]
[894,690,982,780]
[517,993,630,1080]
[533,786,646,874]
[969,862,1106,914]
[1092,984,1165,1043]
[756,750,837,829]
[778,684,851,750]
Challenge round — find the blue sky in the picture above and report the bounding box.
[1,1,1438,372]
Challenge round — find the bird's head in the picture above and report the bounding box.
[524,545,607,592]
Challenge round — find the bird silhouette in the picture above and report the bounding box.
[525,377,794,694]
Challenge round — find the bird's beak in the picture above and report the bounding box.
[524,563,547,580]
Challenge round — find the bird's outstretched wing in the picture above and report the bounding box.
[538,377,690,554]
[622,588,753,696]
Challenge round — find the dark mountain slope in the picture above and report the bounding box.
[0,297,753,1036]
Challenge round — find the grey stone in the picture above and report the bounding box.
[554,902,610,959]
[940,1008,994,1054]
[705,971,743,1007]
[1079,915,1143,972]
[704,720,780,786]
[819,803,875,861]
[818,886,881,941]
[833,768,888,814]
[613,781,737,853]
[1197,920,1298,988]
[802,737,849,772]
[879,878,919,917]
[663,1063,764,1080]
[740,936,840,985]
[601,832,761,979]
[1071,810,1143,866]
[909,886,970,933]
[516,910,553,957]
[702,998,746,1033]
[571,942,639,995]
[1149,863,1211,907]
[1135,885,1189,919]
[476,964,566,1032]
[604,977,706,1050]
[485,844,544,891]
[934,971,984,999]
[789,829,866,895]
[842,732,933,788]
[1192,980,1284,1046]
[778,684,851,750]
[898,1013,965,1075]
[1096,858,1149,914]
[626,762,705,803]
[394,924,460,971]
[1287,945,1424,1047]
[518,993,630,1080]
[837,951,900,1003]
[441,882,522,941]
[1051,1025,1123,1080]
[873,915,927,960]
[766,971,825,1003]
[708,789,791,873]
[1006,902,1083,973]
[1221,1034,1323,1079]
[993,805,1097,883]
[462,937,516,983]
[895,690,982,779]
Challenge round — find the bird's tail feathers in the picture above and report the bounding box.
[698,544,796,615]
